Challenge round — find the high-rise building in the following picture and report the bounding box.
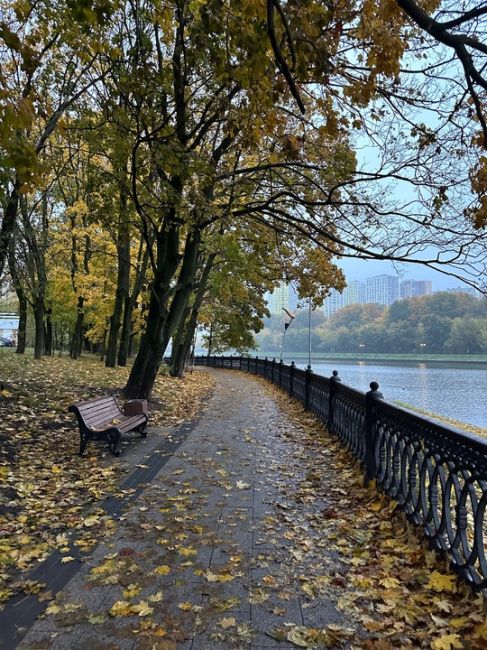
[323,290,345,318]
[344,280,366,306]
[366,275,399,306]
[323,280,366,318]
[288,286,300,313]
[400,280,432,299]
[267,283,290,315]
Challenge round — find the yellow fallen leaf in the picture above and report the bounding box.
[154,565,171,575]
[427,571,456,593]
[132,601,153,617]
[431,633,463,650]
[148,591,164,603]
[219,617,236,629]
[178,601,194,611]
[109,600,133,617]
[61,556,75,563]
[178,547,197,557]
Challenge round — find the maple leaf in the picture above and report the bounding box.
[218,617,236,629]
[109,600,133,617]
[431,633,463,650]
[427,571,457,593]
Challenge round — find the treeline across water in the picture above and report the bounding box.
[256,292,487,355]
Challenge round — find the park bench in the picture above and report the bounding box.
[68,395,148,456]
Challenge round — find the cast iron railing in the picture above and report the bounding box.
[194,354,487,595]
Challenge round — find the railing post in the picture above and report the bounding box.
[255,355,258,375]
[271,357,276,384]
[364,381,383,486]
[304,365,312,410]
[289,361,295,397]
[278,359,282,387]
[239,355,242,370]
[230,353,233,368]
[328,370,341,431]
[264,356,268,378]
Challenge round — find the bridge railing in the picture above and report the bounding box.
[194,354,487,595]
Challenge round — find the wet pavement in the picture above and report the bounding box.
[7,368,465,649]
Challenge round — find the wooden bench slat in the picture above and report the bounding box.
[77,401,121,416]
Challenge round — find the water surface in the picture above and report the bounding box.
[289,359,487,429]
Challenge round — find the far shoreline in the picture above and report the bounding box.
[256,352,487,368]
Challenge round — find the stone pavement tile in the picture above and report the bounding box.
[251,600,303,633]
[300,598,345,628]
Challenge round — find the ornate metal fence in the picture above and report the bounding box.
[194,354,487,594]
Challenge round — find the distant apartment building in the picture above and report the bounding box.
[323,280,366,318]
[366,275,399,306]
[266,283,290,315]
[400,280,432,299]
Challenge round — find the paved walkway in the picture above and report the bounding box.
[16,370,361,649]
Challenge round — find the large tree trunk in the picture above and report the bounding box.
[124,222,181,398]
[71,296,85,359]
[124,223,204,398]
[33,298,45,360]
[123,306,167,398]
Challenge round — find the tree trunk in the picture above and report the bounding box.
[44,307,53,355]
[8,240,27,354]
[207,322,213,357]
[124,221,182,398]
[33,298,45,360]
[118,246,149,366]
[170,251,215,377]
[71,296,85,359]
[124,301,168,398]
[106,177,131,368]
[0,182,19,279]
[16,294,27,355]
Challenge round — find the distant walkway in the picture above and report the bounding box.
[15,369,474,649]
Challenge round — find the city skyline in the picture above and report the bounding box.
[266,273,479,317]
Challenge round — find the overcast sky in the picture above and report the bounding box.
[337,257,471,291]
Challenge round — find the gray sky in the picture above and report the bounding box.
[337,257,471,291]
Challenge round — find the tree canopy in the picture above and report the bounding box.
[1,0,487,395]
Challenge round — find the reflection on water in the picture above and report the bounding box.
[291,360,487,429]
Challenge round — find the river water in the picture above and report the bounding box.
[290,360,487,429]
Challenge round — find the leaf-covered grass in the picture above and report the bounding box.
[0,350,214,602]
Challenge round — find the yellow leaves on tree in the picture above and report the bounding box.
[470,156,487,228]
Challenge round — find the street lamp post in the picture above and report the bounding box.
[279,308,295,362]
